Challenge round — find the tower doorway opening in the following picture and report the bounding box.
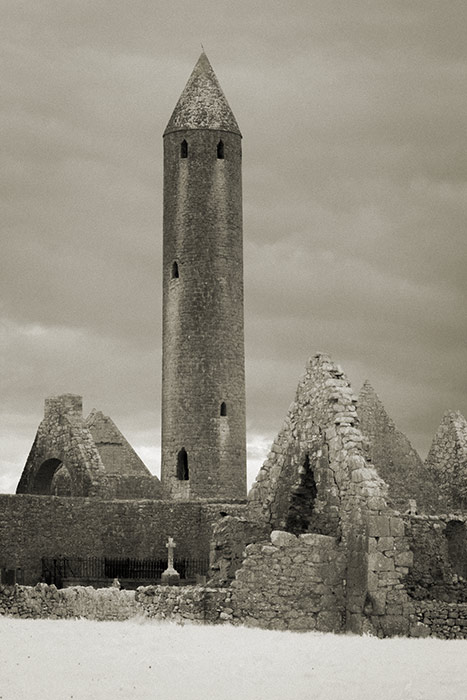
[181,140,188,158]
[217,140,224,159]
[176,448,189,480]
[220,402,227,416]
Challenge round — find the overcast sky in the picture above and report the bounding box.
[1,1,466,493]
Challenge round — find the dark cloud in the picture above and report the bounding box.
[1,1,466,491]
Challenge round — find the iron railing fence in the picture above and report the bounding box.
[41,556,210,587]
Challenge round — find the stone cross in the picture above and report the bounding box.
[162,536,180,586]
[166,536,176,570]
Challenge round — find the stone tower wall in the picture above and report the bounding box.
[161,128,246,500]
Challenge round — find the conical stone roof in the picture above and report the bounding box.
[164,52,241,136]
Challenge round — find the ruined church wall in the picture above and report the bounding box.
[245,354,412,635]
[357,382,427,512]
[16,395,107,497]
[404,514,467,603]
[424,412,467,511]
[0,495,245,584]
[230,530,346,632]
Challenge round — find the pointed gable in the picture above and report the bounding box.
[164,52,241,135]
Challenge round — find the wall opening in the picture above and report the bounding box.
[181,140,188,158]
[286,454,318,535]
[446,520,467,578]
[171,261,179,279]
[30,458,64,495]
[176,448,189,481]
[220,402,227,416]
[217,140,224,159]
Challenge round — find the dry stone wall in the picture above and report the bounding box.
[0,583,231,624]
[425,412,467,511]
[411,601,467,639]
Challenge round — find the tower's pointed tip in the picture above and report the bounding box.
[164,53,241,136]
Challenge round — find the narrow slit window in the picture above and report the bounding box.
[217,140,224,159]
[220,402,227,417]
[181,140,188,158]
[176,448,189,480]
[171,261,179,279]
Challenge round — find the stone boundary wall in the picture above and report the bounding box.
[0,495,246,584]
[5,580,467,639]
[0,583,231,624]
[412,601,467,639]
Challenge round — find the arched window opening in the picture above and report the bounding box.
[217,140,224,159]
[176,448,189,481]
[220,402,227,417]
[181,140,188,158]
[171,261,179,279]
[286,454,318,535]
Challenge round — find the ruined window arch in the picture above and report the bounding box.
[176,448,189,481]
[171,261,179,279]
[31,458,64,495]
[286,454,318,535]
[217,140,224,159]
[220,402,227,416]
[181,140,188,158]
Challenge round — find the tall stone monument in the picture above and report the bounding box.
[161,52,247,501]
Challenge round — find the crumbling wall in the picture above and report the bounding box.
[357,381,428,511]
[16,395,165,500]
[0,583,232,624]
[245,354,412,636]
[425,412,467,511]
[208,515,271,586]
[404,514,467,602]
[16,395,108,497]
[230,530,346,632]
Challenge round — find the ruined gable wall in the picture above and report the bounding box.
[85,411,154,478]
[243,354,413,636]
[357,382,427,511]
[16,395,107,497]
[425,412,467,511]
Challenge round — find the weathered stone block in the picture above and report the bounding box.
[389,518,405,537]
[394,550,413,567]
[367,515,391,537]
[270,531,297,547]
[368,552,395,572]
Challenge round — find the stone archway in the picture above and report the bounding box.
[30,458,64,495]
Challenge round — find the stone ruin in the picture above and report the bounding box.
[16,393,163,499]
[3,351,467,637]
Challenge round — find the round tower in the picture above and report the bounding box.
[161,52,246,500]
